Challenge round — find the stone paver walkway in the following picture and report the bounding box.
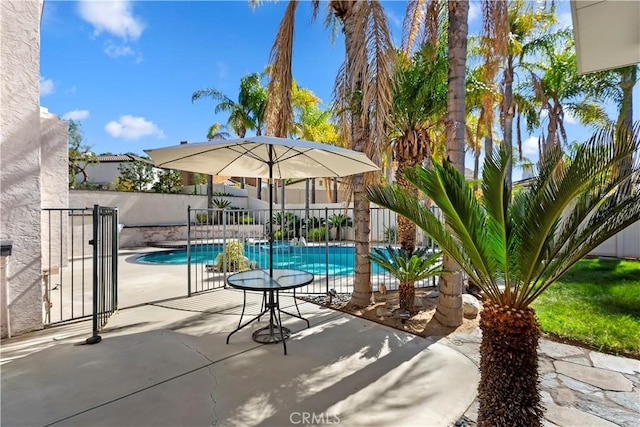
[442,329,640,426]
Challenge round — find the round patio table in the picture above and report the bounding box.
[225,268,313,355]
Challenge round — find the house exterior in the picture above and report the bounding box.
[74,154,157,188]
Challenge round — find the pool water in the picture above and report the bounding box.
[136,242,385,275]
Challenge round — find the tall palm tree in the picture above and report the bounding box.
[388,42,448,255]
[501,1,556,187]
[206,122,230,141]
[403,0,470,327]
[366,123,640,426]
[204,122,229,208]
[581,64,638,173]
[193,72,269,195]
[265,0,394,307]
[520,30,609,156]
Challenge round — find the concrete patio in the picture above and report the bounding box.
[1,288,478,427]
[2,248,638,426]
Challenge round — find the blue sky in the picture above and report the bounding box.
[41,1,637,176]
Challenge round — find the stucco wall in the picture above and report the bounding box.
[1,0,44,337]
[70,190,208,225]
[40,108,69,270]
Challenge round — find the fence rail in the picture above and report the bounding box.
[186,206,441,296]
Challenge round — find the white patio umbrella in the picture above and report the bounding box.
[145,136,379,276]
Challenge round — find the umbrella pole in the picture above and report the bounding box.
[269,146,274,278]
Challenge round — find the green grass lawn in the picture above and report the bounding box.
[532,258,640,358]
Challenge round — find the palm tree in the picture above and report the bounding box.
[366,123,640,426]
[264,0,394,307]
[403,0,469,327]
[327,213,353,241]
[520,30,610,155]
[366,246,442,311]
[388,42,448,254]
[501,1,556,187]
[193,72,268,194]
[443,0,469,328]
[206,122,230,141]
[581,64,638,173]
[205,122,229,208]
[291,102,339,211]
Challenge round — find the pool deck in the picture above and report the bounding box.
[1,248,479,427]
[2,247,638,427]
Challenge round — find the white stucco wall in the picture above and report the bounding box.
[40,108,69,270]
[1,0,45,337]
[70,190,208,226]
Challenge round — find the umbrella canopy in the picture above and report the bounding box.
[145,136,380,277]
[144,136,379,179]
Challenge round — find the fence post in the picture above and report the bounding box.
[113,208,119,310]
[187,205,192,297]
[86,204,102,344]
[325,207,329,295]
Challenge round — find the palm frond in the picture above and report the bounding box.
[405,163,501,297]
[265,0,298,138]
[480,146,511,298]
[365,245,443,283]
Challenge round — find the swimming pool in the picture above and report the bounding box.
[136,242,385,275]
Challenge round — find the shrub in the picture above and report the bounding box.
[195,212,210,225]
[239,215,255,224]
[383,226,398,243]
[273,229,289,240]
[215,240,249,272]
[307,227,327,242]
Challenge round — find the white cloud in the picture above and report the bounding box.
[40,76,55,96]
[62,109,90,120]
[469,1,481,23]
[104,42,135,58]
[522,136,540,157]
[77,0,144,41]
[105,115,165,140]
[65,85,77,95]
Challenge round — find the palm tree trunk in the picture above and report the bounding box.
[311,177,316,204]
[331,0,372,308]
[503,57,514,191]
[617,66,636,176]
[305,179,310,227]
[351,122,373,307]
[436,0,468,328]
[478,303,543,427]
[396,161,417,254]
[207,175,213,209]
[398,281,415,312]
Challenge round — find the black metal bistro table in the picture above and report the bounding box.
[225,268,313,355]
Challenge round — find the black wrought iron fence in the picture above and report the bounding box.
[41,205,118,343]
[186,205,441,296]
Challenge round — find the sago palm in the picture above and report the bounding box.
[366,123,640,427]
[366,246,442,311]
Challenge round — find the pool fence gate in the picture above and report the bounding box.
[41,205,119,343]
